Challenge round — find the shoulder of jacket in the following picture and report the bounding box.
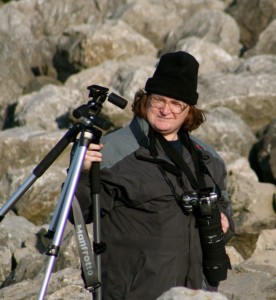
[189,135,225,164]
[101,118,147,168]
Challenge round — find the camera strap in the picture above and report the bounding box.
[72,197,100,292]
[150,128,206,191]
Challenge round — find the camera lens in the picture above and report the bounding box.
[196,208,231,282]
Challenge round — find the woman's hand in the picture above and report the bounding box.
[220,212,229,234]
[82,143,103,172]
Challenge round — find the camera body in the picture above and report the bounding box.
[181,187,218,216]
[181,187,231,283]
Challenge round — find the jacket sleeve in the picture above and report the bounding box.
[196,138,235,244]
[68,168,118,224]
[216,165,235,243]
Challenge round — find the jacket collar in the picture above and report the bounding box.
[130,117,214,165]
[129,117,149,147]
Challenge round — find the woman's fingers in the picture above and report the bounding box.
[82,143,103,171]
[220,212,229,234]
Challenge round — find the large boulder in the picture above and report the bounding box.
[226,0,276,50]
[249,119,276,184]
[245,19,276,58]
[163,9,241,56]
[54,20,157,81]
[219,229,276,300]
[193,106,257,157]
[173,37,241,75]
[198,72,276,133]
[227,157,276,234]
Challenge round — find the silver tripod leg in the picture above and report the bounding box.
[45,148,80,238]
[37,130,93,300]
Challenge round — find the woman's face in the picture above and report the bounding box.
[146,94,190,141]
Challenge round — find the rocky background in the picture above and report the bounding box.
[0,0,275,299]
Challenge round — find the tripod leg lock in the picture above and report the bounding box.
[46,245,60,257]
[86,282,101,293]
[93,241,106,255]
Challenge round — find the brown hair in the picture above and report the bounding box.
[131,89,206,132]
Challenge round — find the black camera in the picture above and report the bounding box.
[181,187,231,284]
[181,187,218,216]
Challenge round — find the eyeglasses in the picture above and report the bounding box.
[149,95,189,114]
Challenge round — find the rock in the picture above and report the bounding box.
[0,127,71,182]
[227,157,276,234]
[0,267,91,300]
[249,116,276,185]
[10,165,67,225]
[0,215,39,253]
[0,31,34,129]
[219,230,276,300]
[111,1,184,49]
[226,0,276,50]
[193,106,257,157]
[244,229,276,274]
[14,85,84,130]
[235,54,276,75]
[23,75,62,94]
[174,37,240,75]
[198,72,276,133]
[157,286,228,300]
[226,246,244,266]
[0,246,12,285]
[219,264,276,300]
[0,215,40,285]
[54,20,157,80]
[245,19,276,57]
[163,8,241,56]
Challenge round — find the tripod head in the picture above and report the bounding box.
[72,85,128,131]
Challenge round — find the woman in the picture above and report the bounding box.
[73,51,235,300]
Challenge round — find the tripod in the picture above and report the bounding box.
[0,85,127,300]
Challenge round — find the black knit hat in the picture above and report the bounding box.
[145,51,199,105]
